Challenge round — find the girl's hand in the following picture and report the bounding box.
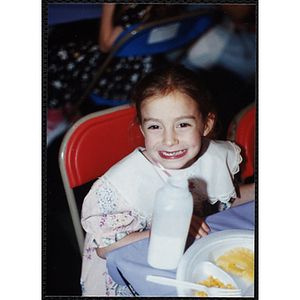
[189,215,210,239]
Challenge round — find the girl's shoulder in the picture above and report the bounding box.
[209,139,240,152]
[106,147,150,177]
[206,140,241,159]
[103,147,163,219]
[198,139,242,175]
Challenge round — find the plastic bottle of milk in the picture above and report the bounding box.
[147,176,193,269]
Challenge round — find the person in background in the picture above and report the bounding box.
[80,65,254,296]
[178,4,256,140]
[181,4,256,80]
[47,3,179,145]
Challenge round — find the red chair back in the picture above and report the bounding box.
[62,105,144,189]
[59,104,144,254]
[227,103,255,180]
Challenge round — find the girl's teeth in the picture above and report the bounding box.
[161,150,186,156]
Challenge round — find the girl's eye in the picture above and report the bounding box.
[178,123,190,128]
[148,125,160,130]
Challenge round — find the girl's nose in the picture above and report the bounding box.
[163,129,179,146]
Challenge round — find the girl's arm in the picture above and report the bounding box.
[99,3,124,53]
[232,182,255,207]
[96,217,211,259]
[190,183,255,240]
[96,230,149,259]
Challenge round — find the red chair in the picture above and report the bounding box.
[227,102,256,181]
[59,104,144,255]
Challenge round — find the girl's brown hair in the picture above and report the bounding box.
[130,64,218,139]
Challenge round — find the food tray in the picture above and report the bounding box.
[176,230,254,297]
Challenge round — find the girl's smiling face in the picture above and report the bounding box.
[140,90,212,170]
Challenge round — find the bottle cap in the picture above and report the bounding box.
[167,176,188,189]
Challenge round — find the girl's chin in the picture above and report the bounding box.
[158,158,191,170]
[159,155,199,170]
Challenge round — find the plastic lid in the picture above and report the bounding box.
[167,176,188,189]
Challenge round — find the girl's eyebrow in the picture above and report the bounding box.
[143,115,196,122]
[174,115,196,121]
[143,117,161,123]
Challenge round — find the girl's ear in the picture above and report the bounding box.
[202,113,215,137]
[139,125,145,137]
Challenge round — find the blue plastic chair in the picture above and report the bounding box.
[113,10,216,57]
[75,9,218,109]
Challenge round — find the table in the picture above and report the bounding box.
[106,200,255,296]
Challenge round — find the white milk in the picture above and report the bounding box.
[147,176,193,270]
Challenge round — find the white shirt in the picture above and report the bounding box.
[104,139,242,222]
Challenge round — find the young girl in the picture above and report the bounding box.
[80,65,254,296]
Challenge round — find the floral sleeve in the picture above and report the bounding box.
[81,177,149,249]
